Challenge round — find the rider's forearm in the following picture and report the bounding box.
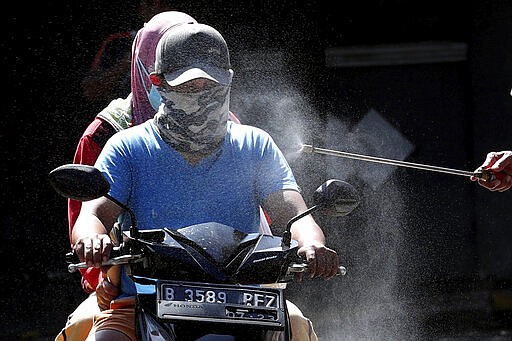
[263,189,327,247]
[71,213,109,245]
[290,216,326,248]
[71,197,120,245]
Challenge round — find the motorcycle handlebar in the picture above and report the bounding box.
[67,254,145,273]
[67,254,347,278]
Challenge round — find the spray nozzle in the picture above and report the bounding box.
[299,144,314,153]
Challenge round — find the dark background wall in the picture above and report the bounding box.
[4,0,512,339]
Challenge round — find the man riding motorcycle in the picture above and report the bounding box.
[70,22,341,341]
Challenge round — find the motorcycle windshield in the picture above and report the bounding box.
[176,222,260,265]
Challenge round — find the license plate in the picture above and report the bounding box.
[156,280,285,328]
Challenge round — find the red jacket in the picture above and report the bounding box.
[68,116,118,292]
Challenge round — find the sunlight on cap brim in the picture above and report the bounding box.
[164,67,233,86]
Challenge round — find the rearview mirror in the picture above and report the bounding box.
[49,163,139,239]
[313,179,360,217]
[48,164,110,201]
[282,179,360,246]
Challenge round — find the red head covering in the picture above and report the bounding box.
[131,11,197,125]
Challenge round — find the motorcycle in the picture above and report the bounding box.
[49,164,360,340]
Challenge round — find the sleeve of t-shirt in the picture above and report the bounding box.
[254,130,300,201]
[94,132,132,206]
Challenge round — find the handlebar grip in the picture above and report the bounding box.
[65,247,122,264]
[287,264,347,276]
[67,254,144,273]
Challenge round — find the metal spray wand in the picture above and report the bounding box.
[300,144,501,182]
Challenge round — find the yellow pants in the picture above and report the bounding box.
[286,300,318,341]
[55,294,318,341]
[55,293,99,341]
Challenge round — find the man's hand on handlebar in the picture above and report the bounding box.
[73,233,113,268]
[297,244,340,280]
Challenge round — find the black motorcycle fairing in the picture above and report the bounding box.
[122,223,302,285]
[229,236,300,284]
[175,222,259,265]
[125,232,228,283]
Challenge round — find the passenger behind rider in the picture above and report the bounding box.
[71,23,340,340]
[56,11,198,341]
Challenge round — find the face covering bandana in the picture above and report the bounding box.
[154,83,230,154]
[135,55,162,111]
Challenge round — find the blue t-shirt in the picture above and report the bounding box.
[95,120,299,234]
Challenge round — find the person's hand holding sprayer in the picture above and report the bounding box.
[471,151,512,192]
